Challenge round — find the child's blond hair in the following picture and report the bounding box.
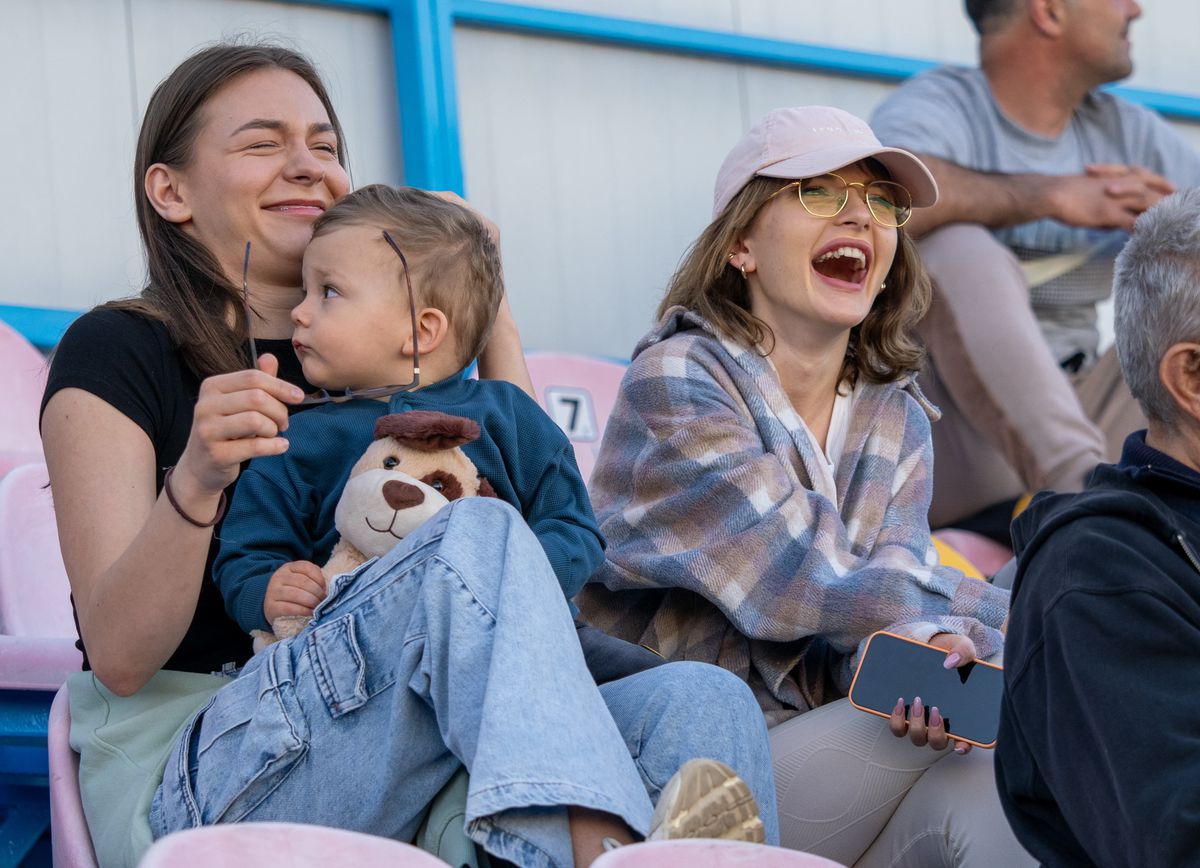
[313,185,503,368]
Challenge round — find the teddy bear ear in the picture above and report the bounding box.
[477,475,498,498]
[374,410,481,451]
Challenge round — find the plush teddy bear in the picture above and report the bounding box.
[253,410,495,648]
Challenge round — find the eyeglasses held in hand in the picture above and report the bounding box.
[242,230,421,406]
[765,173,914,228]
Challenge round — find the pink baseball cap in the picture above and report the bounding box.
[712,105,939,218]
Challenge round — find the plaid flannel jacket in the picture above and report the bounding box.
[577,308,1009,723]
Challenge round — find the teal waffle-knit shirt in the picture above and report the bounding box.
[214,374,604,633]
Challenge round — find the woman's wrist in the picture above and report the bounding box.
[162,463,227,527]
[477,297,533,395]
[482,316,520,361]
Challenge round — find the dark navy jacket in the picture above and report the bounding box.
[996,432,1200,867]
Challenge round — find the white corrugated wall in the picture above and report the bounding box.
[3,0,1197,357]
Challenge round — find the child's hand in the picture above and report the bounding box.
[264,560,327,624]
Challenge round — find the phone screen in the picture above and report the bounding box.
[849,632,1004,747]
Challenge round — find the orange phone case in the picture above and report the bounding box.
[847,630,1003,750]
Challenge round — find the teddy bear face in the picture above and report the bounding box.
[334,431,485,558]
[253,410,495,649]
[349,436,483,501]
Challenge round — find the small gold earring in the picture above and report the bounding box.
[880,280,887,290]
[741,264,748,280]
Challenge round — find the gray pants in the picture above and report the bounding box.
[916,225,1144,528]
[771,699,1034,867]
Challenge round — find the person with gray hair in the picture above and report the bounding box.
[994,189,1200,866]
[1113,189,1200,428]
[870,0,1200,539]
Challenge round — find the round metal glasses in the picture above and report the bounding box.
[765,172,914,228]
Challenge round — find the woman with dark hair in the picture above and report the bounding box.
[578,107,1032,866]
[40,43,776,868]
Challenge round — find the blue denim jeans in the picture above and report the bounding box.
[151,498,777,866]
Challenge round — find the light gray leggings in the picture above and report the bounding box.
[770,699,1035,867]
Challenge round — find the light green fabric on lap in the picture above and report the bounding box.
[69,670,227,868]
[416,767,490,868]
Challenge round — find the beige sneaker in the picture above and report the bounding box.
[647,758,765,843]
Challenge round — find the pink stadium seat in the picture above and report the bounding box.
[0,462,75,638]
[0,462,82,690]
[0,635,81,692]
[593,840,847,867]
[48,684,98,868]
[0,448,42,480]
[0,318,47,462]
[138,823,449,867]
[523,351,628,484]
[932,529,1014,578]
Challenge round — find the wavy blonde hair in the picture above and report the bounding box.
[658,166,931,388]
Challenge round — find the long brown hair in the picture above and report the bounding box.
[659,168,930,389]
[104,42,348,379]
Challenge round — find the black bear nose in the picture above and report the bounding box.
[383,480,424,510]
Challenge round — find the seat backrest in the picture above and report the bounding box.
[49,683,98,868]
[932,529,1013,580]
[139,823,448,867]
[0,635,82,691]
[524,351,628,484]
[0,318,48,458]
[594,840,846,867]
[0,462,75,637]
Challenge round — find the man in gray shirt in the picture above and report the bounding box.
[871,0,1200,531]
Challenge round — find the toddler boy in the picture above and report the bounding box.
[214,185,603,634]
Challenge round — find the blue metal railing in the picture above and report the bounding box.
[0,305,78,351]
[449,1,1200,122]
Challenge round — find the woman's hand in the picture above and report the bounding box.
[174,353,304,496]
[430,191,536,396]
[887,632,976,755]
[429,190,500,245]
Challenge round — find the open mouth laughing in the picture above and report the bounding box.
[811,240,872,289]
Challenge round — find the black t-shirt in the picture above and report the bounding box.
[41,307,313,674]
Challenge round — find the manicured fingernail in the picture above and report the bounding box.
[290,387,305,400]
[954,744,969,755]
[944,652,961,669]
[929,706,942,728]
[893,697,905,715]
[912,697,923,718]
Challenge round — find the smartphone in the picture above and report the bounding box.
[848,631,1004,749]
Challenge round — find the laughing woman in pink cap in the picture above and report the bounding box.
[578,107,1032,866]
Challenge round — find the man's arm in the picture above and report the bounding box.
[905,154,1171,238]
